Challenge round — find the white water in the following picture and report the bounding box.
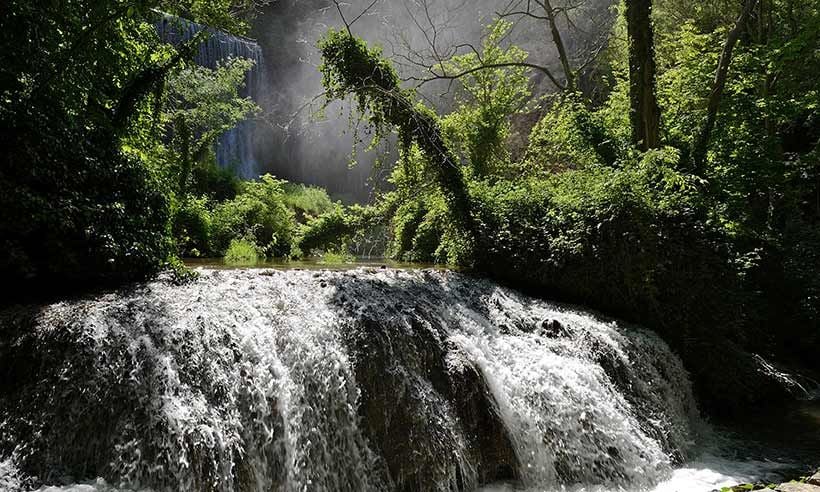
[0,268,813,491]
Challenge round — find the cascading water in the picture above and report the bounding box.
[0,268,813,492]
[156,15,264,179]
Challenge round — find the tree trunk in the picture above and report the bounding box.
[543,0,575,92]
[178,119,192,195]
[624,0,661,151]
[692,0,758,171]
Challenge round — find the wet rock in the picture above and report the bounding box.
[808,471,820,486]
[445,344,520,484]
[687,339,808,417]
[777,482,820,492]
[1,268,703,491]
[538,318,570,338]
[342,314,519,491]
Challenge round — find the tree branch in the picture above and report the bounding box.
[406,61,564,91]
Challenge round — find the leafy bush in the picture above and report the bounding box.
[191,159,241,202]
[0,124,173,287]
[210,175,295,257]
[438,20,532,178]
[282,183,336,220]
[318,250,355,264]
[296,204,381,255]
[172,196,211,257]
[524,95,620,173]
[0,2,174,290]
[388,194,453,263]
[224,238,259,264]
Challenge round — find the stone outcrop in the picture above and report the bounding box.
[721,469,820,492]
[337,294,520,491]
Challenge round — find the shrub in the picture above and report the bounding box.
[0,125,173,288]
[524,95,622,174]
[282,183,336,220]
[297,204,381,255]
[389,195,453,263]
[318,250,355,264]
[191,159,241,203]
[210,175,295,257]
[224,238,259,264]
[172,196,211,257]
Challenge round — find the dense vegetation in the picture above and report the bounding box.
[1,0,818,412]
[306,3,820,411]
[0,0,338,290]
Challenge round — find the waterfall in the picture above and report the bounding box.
[155,15,264,179]
[0,268,703,491]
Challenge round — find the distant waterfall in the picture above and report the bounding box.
[0,268,708,491]
[156,15,264,179]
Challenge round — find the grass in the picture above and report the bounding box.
[224,239,259,265]
[317,249,355,264]
[282,183,336,218]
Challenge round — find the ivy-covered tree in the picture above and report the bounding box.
[317,29,477,251]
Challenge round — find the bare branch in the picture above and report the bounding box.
[406,61,564,91]
[348,0,380,28]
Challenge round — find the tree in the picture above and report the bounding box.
[318,29,476,244]
[691,0,759,171]
[397,0,616,96]
[162,59,259,194]
[0,0,264,290]
[624,0,662,150]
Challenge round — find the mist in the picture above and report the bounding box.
[249,0,616,203]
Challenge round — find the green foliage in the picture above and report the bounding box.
[648,0,820,367]
[0,0,175,287]
[160,58,259,194]
[172,196,211,257]
[166,256,200,284]
[159,0,267,35]
[318,249,355,264]
[0,139,174,285]
[224,238,259,264]
[455,149,747,362]
[439,20,532,177]
[318,28,475,242]
[282,183,336,220]
[210,175,296,257]
[191,158,241,202]
[0,0,265,290]
[296,203,381,255]
[524,95,619,172]
[318,29,403,128]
